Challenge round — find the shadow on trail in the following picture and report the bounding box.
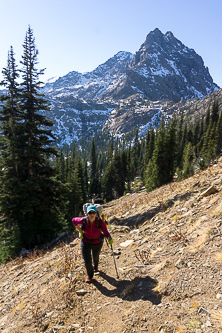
[92,272,162,305]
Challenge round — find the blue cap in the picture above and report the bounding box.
[87,205,97,213]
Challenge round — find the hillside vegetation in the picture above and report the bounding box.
[0,158,222,333]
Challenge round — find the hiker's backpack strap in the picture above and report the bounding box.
[81,217,102,231]
[81,217,87,231]
[95,217,102,230]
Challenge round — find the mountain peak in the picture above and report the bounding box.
[165,31,174,38]
[145,28,164,43]
[41,28,219,146]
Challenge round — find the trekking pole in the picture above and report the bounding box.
[105,238,119,279]
[110,244,119,279]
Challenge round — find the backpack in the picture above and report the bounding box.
[83,203,103,220]
[82,203,107,232]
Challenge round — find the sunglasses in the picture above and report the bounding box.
[88,211,96,215]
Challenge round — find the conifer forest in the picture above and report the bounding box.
[0,27,222,262]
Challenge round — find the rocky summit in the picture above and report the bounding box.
[0,158,221,332]
[42,28,219,147]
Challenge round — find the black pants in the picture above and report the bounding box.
[81,240,103,278]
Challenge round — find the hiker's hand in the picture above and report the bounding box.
[79,231,84,239]
[108,237,113,245]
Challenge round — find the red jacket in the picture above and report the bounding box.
[72,217,111,243]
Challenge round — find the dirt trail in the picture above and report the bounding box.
[0,159,222,333]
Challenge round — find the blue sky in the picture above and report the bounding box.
[0,0,221,87]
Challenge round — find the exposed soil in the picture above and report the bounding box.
[0,158,222,333]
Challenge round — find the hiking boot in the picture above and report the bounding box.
[85,276,92,283]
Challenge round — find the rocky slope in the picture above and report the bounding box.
[0,158,222,333]
[41,28,219,147]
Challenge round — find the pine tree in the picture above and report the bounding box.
[54,149,65,182]
[144,129,155,165]
[84,160,88,192]
[145,119,167,191]
[179,142,194,180]
[89,137,100,196]
[107,136,114,164]
[0,27,66,252]
[131,129,140,174]
[211,100,219,124]
[215,110,222,156]
[204,107,211,133]
[175,113,184,168]
[126,145,132,191]
[165,117,177,183]
[0,47,22,261]
[120,148,128,193]
[102,162,114,202]
[67,157,84,218]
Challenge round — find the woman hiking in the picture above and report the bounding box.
[72,205,113,283]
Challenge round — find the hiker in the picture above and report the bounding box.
[72,205,113,283]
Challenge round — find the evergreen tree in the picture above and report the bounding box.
[211,100,219,124]
[126,145,132,191]
[144,129,155,165]
[175,113,184,167]
[89,137,100,196]
[195,117,204,156]
[0,47,21,261]
[107,136,114,164]
[0,27,67,254]
[215,110,222,156]
[131,129,140,174]
[179,142,194,180]
[54,149,65,182]
[102,162,114,202]
[67,157,84,218]
[165,117,177,183]
[84,160,88,192]
[204,107,211,133]
[145,119,168,191]
[120,147,128,193]
[205,122,217,163]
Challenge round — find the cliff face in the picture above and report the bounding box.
[108,28,218,102]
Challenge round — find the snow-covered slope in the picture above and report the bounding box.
[42,29,219,147]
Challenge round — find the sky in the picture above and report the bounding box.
[0,0,221,87]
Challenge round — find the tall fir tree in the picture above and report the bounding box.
[179,142,194,180]
[215,110,222,156]
[0,27,67,255]
[0,47,22,261]
[145,118,168,191]
[211,100,219,124]
[165,117,177,183]
[89,137,100,196]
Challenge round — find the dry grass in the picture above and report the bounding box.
[186,226,211,253]
[150,259,167,273]
[214,252,222,261]
[159,224,170,234]
[134,248,151,264]
[172,215,182,222]
[169,231,186,242]
[186,216,208,235]
[174,325,187,332]
[189,300,201,313]
[212,201,222,217]
[152,275,171,294]
[149,247,162,259]
[210,309,222,325]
